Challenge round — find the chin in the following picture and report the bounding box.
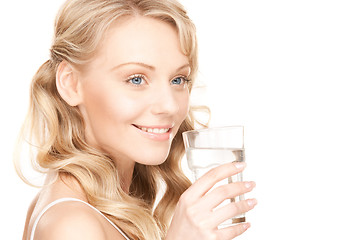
[140,156,169,166]
[136,149,171,166]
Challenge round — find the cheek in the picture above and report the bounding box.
[79,84,148,149]
[178,92,190,121]
[170,92,190,139]
[83,85,142,123]
[104,95,142,123]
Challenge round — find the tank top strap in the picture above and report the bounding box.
[30,197,130,240]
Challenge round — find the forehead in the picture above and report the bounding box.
[91,16,189,68]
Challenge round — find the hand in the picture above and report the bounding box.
[166,162,257,240]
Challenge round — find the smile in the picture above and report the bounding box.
[139,127,170,134]
[133,124,172,137]
[133,124,172,141]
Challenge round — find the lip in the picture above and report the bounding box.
[132,124,173,141]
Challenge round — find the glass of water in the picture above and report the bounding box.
[182,126,246,227]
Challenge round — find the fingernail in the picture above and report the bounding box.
[247,198,257,207]
[243,222,251,230]
[234,162,246,169]
[244,181,254,189]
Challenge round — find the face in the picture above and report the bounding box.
[76,16,190,170]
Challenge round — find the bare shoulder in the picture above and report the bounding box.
[33,201,107,240]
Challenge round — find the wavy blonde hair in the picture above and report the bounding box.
[15,0,202,239]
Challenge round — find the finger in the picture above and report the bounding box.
[185,162,246,201]
[200,181,256,210]
[216,222,251,240]
[210,198,257,227]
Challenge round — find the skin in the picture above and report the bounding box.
[70,16,191,192]
[24,16,257,240]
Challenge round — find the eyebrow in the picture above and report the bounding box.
[110,62,190,73]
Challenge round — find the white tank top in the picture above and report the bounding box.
[30,198,130,240]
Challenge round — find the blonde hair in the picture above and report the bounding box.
[15,0,201,239]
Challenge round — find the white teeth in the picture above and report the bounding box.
[139,127,169,134]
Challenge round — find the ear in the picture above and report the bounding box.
[56,61,82,106]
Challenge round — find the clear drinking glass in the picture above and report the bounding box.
[182,126,246,227]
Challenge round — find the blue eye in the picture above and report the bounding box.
[171,77,187,85]
[128,75,145,85]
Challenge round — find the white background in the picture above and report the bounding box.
[1,0,359,239]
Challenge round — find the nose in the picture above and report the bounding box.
[150,85,179,116]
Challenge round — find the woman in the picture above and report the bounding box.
[16,0,257,239]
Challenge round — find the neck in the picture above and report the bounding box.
[113,158,136,194]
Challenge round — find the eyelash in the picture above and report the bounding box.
[125,74,191,87]
[172,76,191,85]
[126,74,146,86]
